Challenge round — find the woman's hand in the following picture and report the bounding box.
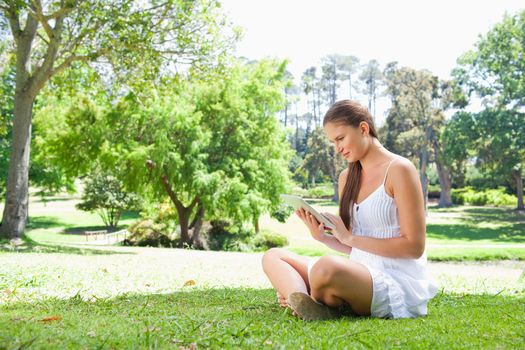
[322,212,352,246]
[295,208,325,241]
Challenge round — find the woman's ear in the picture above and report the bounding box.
[359,121,370,135]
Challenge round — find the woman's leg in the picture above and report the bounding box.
[308,255,373,316]
[261,248,311,301]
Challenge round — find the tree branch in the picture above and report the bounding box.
[30,0,54,40]
[146,159,185,213]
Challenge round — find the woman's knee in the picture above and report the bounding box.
[261,247,286,271]
[309,256,341,288]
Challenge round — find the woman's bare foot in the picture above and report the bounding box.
[277,291,290,309]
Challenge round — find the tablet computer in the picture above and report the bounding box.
[280,194,336,230]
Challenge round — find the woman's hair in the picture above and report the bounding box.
[323,100,378,229]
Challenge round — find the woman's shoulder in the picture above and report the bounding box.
[391,155,416,171]
[389,156,419,183]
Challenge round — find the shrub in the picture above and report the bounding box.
[250,229,289,251]
[77,172,140,229]
[125,219,178,247]
[451,187,517,206]
[307,183,333,198]
[124,200,179,247]
[205,221,288,252]
[205,220,238,251]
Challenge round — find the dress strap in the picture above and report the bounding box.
[382,158,397,185]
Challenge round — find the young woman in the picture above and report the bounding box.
[262,100,438,320]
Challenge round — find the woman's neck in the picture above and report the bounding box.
[359,138,392,171]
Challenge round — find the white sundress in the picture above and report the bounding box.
[310,159,438,318]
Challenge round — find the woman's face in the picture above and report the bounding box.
[324,121,370,162]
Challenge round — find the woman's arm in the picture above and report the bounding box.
[326,159,426,259]
[317,232,352,254]
[296,168,353,255]
[318,168,352,255]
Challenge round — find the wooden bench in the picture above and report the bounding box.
[84,230,107,241]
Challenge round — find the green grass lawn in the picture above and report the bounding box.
[2,288,524,349]
[1,244,524,349]
[1,194,525,348]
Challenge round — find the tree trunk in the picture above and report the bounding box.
[332,180,339,203]
[512,169,524,210]
[429,128,453,207]
[284,103,288,127]
[419,147,429,210]
[253,216,260,234]
[436,160,453,207]
[0,93,34,239]
[311,91,317,125]
[189,203,206,248]
[329,156,339,203]
[176,206,192,246]
[315,88,321,126]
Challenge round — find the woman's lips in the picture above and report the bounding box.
[343,152,350,157]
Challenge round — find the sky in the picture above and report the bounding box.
[220,0,524,124]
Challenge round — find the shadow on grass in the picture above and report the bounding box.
[0,236,133,256]
[26,216,67,230]
[460,207,525,224]
[427,206,525,243]
[32,196,79,203]
[427,223,525,243]
[1,288,524,349]
[63,226,124,235]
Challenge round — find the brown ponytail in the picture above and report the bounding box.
[323,100,378,230]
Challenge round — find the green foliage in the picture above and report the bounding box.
[382,63,443,161]
[451,187,517,206]
[249,229,289,251]
[445,109,525,198]
[454,10,525,109]
[270,203,294,223]
[40,59,293,244]
[76,172,140,228]
[307,183,334,198]
[125,219,179,248]
[205,221,288,252]
[205,220,249,251]
[123,200,178,247]
[451,10,525,209]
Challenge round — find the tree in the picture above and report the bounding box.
[336,55,360,100]
[76,171,140,229]
[453,9,525,209]
[453,109,525,210]
[301,67,320,125]
[320,55,339,107]
[454,10,525,110]
[383,64,447,207]
[359,59,382,117]
[39,60,293,247]
[281,69,295,127]
[0,0,235,239]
